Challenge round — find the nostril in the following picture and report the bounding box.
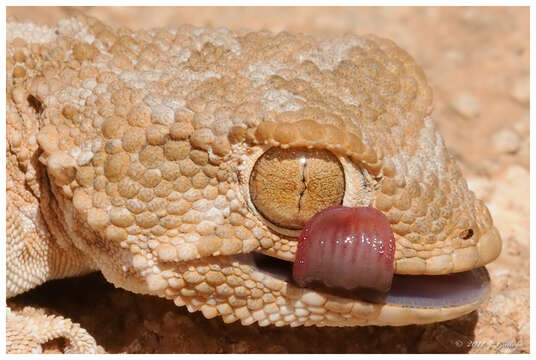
[460,228,474,240]
[27,94,43,114]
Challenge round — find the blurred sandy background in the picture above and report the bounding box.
[7,6,529,353]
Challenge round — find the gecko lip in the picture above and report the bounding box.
[235,252,491,308]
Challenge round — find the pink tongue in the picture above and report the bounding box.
[293,206,395,292]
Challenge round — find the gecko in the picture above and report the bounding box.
[6,15,502,353]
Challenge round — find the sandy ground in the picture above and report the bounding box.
[6,6,530,353]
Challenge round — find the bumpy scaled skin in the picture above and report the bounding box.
[7,16,501,352]
[6,308,103,353]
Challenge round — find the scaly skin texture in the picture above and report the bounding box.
[6,16,501,353]
[6,307,103,353]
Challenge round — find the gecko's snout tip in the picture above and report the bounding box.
[475,226,502,268]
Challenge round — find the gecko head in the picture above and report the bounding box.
[227,109,501,326]
[33,18,500,326]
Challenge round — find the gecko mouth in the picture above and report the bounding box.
[235,252,490,308]
[236,205,491,308]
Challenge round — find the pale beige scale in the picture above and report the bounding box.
[6,15,501,352]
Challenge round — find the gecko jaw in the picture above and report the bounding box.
[235,252,491,309]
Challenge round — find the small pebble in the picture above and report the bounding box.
[450,92,481,118]
[492,128,521,154]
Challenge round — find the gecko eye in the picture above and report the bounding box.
[249,147,345,230]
